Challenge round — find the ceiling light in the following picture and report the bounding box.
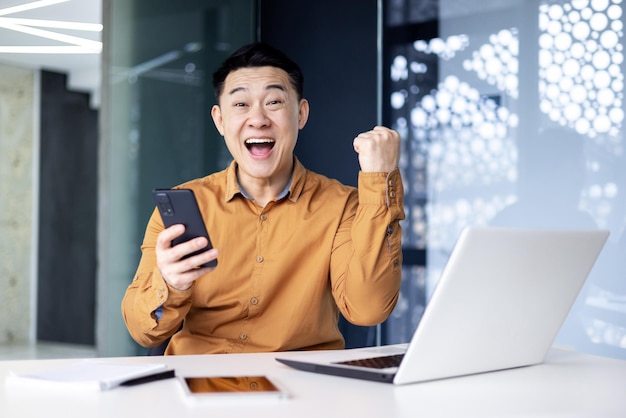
[0,20,101,50]
[0,0,101,54]
[0,0,70,17]
[0,17,102,31]
[0,46,98,53]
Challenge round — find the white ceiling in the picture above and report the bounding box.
[0,0,102,106]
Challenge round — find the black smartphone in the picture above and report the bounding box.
[152,188,217,267]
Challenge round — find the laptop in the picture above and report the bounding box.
[276,226,609,384]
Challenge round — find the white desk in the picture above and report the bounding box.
[1,347,625,418]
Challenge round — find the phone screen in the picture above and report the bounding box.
[184,376,282,394]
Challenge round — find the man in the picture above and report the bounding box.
[121,42,405,355]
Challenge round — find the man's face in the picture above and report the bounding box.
[211,66,309,185]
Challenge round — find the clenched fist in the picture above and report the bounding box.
[353,126,400,173]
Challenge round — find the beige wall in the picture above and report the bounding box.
[0,63,37,344]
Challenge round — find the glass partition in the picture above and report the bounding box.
[384,0,626,359]
[99,0,255,356]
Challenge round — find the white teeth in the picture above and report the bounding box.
[246,138,274,144]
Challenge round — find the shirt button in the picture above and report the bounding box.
[389,191,396,198]
[388,179,395,187]
[250,297,259,305]
[250,382,258,390]
[260,214,267,221]
[157,291,163,298]
[240,333,248,340]
[256,256,264,263]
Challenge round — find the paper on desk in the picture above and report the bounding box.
[6,360,168,391]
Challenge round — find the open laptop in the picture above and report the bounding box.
[276,227,609,384]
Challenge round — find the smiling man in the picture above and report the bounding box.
[122,43,405,355]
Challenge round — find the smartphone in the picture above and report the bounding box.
[177,375,289,403]
[152,188,217,268]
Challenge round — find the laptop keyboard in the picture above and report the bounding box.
[335,353,405,369]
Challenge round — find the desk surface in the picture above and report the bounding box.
[1,346,625,418]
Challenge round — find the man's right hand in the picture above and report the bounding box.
[155,224,219,290]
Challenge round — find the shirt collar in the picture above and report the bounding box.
[224,156,307,203]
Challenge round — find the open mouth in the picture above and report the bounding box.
[245,138,275,157]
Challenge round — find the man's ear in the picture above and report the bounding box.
[211,105,224,136]
[298,99,310,130]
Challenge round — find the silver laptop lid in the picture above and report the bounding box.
[394,227,609,384]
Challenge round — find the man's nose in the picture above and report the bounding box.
[248,105,270,127]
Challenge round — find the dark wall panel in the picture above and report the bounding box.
[38,70,98,345]
[259,0,378,187]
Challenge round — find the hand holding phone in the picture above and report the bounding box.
[152,189,217,269]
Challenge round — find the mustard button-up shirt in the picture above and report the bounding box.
[122,157,405,355]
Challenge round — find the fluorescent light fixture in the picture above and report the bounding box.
[0,0,69,17]
[0,20,101,50]
[0,0,102,54]
[0,46,100,53]
[0,17,102,31]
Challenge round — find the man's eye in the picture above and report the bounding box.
[234,102,246,107]
[267,100,281,106]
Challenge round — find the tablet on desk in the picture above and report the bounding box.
[177,375,289,403]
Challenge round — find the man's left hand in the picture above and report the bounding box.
[353,126,400,173]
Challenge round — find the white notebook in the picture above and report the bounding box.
[6,360,169,391]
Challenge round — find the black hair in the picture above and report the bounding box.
[212,42,304,102]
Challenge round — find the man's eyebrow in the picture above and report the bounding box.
[227,86,247,95]
[227,84,287,96]
[265,83,287,92]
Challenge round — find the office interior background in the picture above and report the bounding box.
[0,0,625,360]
